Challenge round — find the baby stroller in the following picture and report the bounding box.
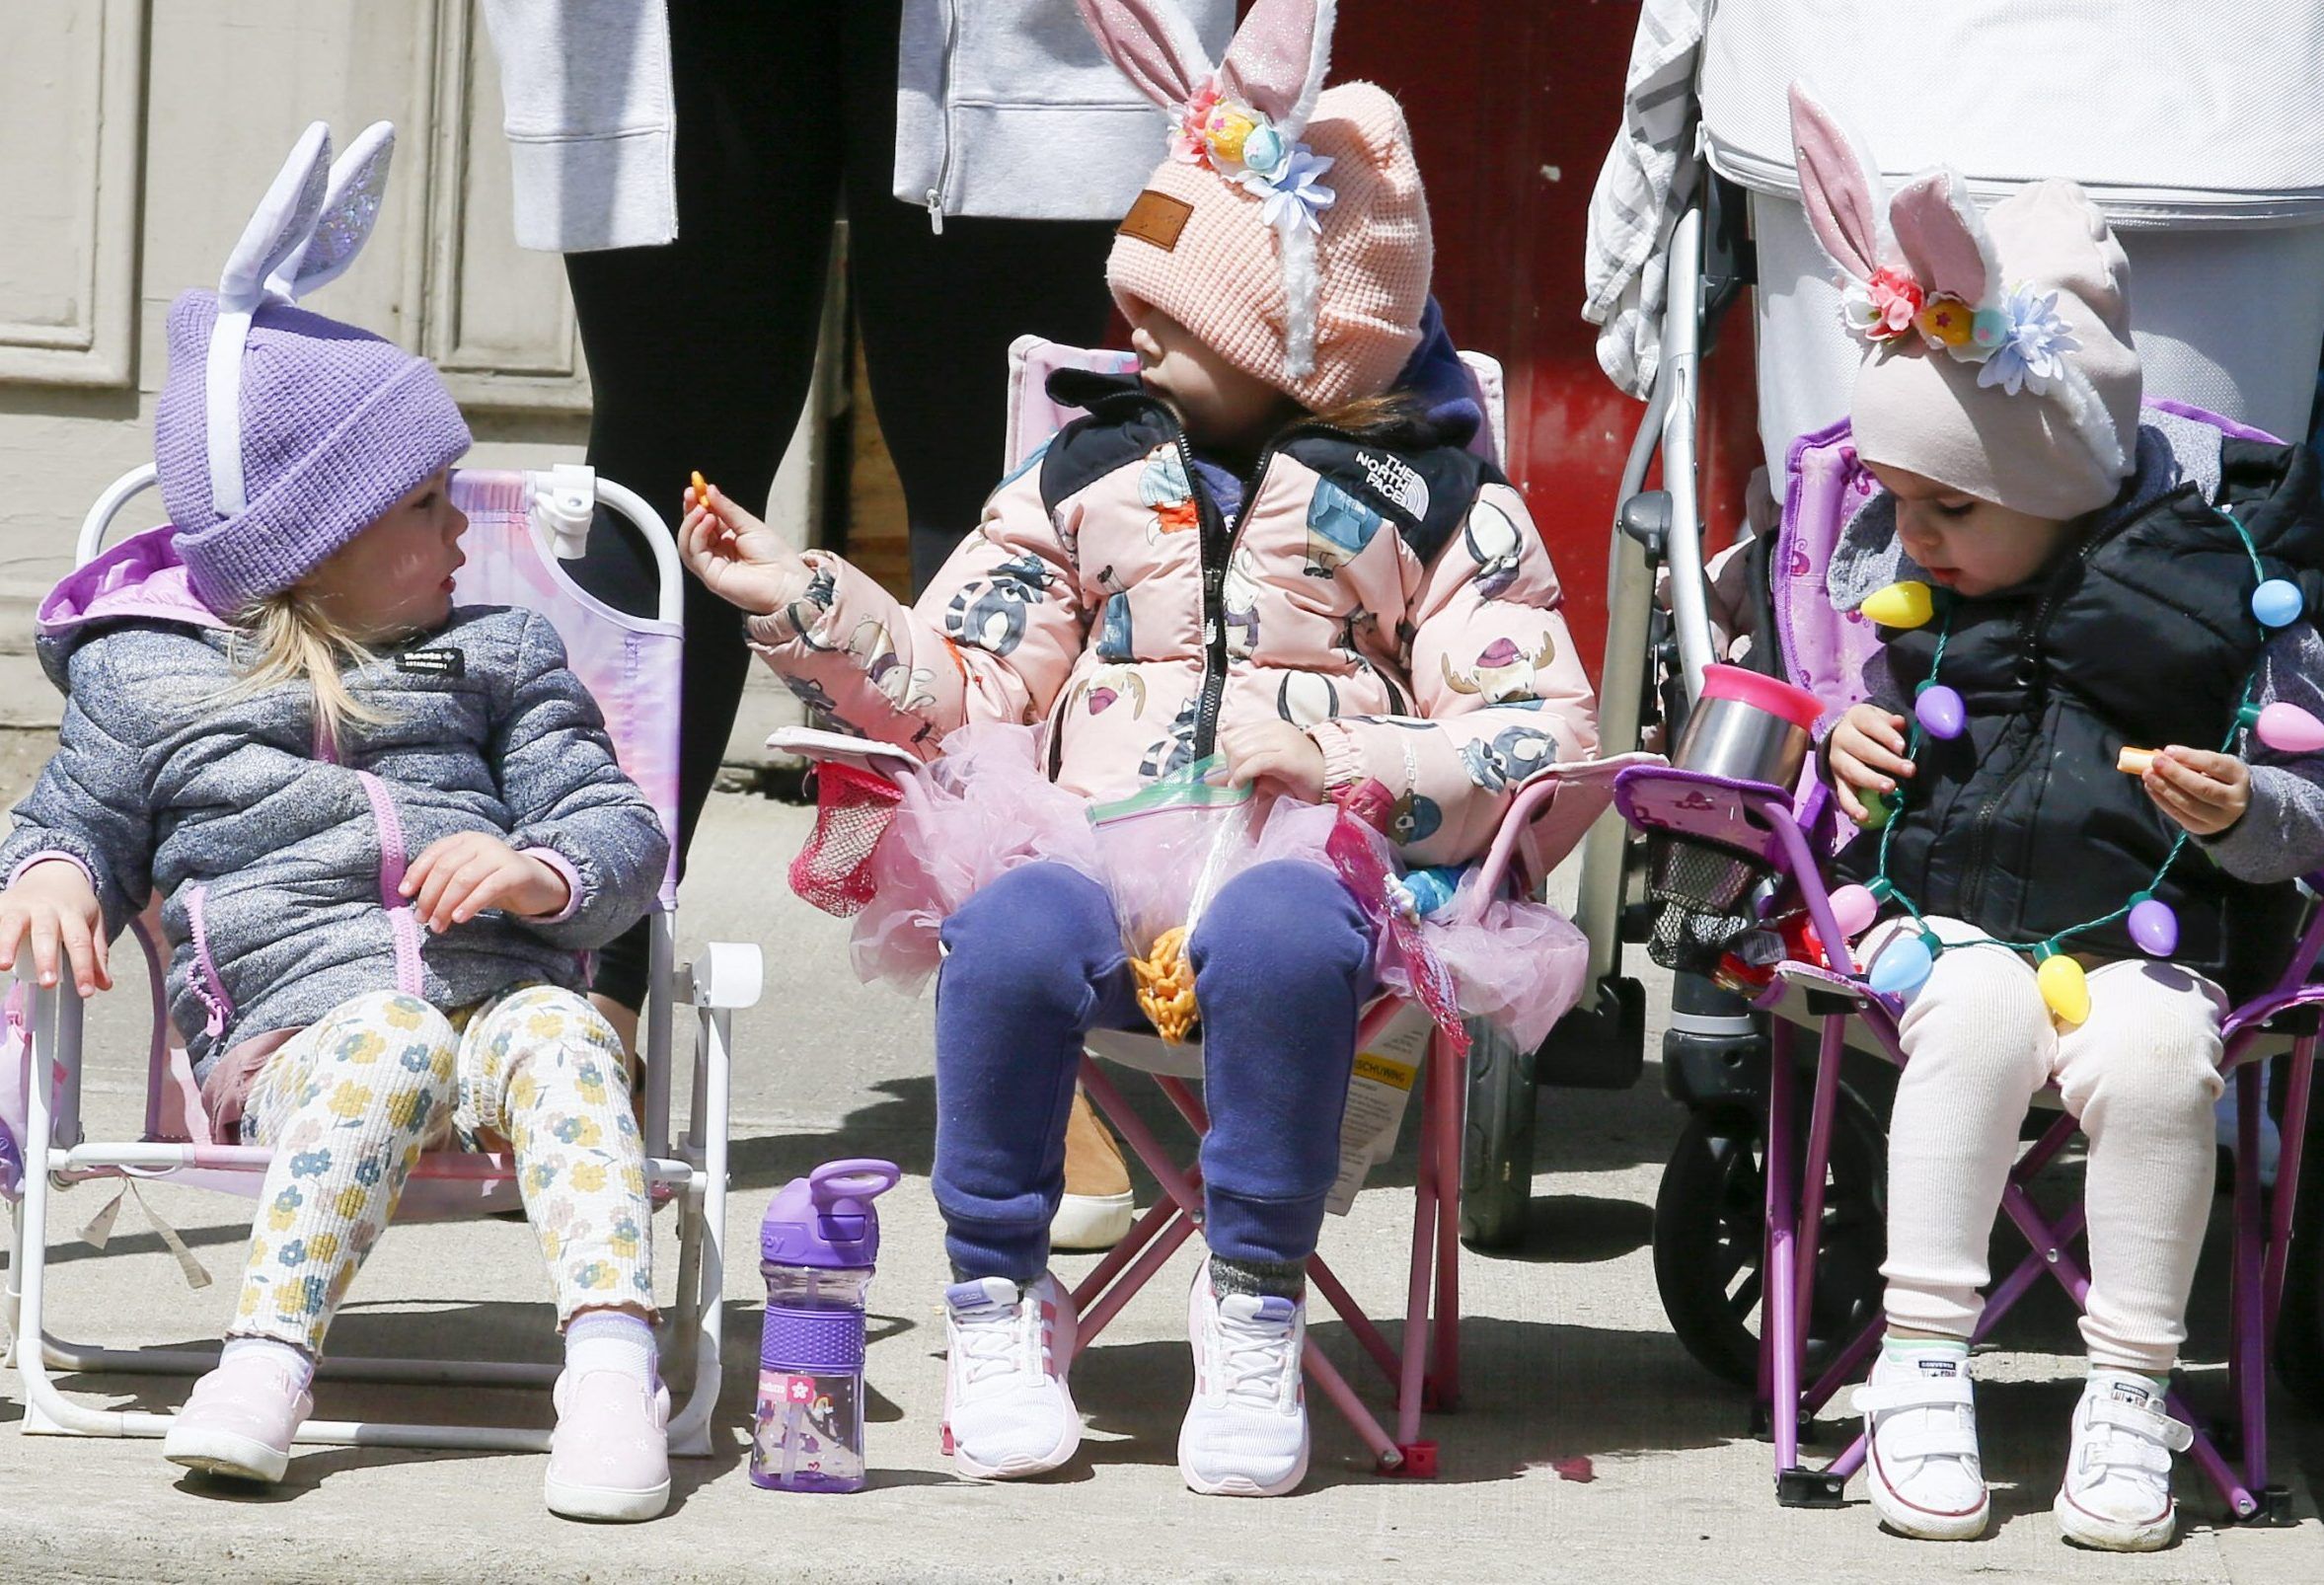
[1578,10,2324,1517]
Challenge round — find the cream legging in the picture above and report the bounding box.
[232,986,652,1353]
[1868,917,2226,1375]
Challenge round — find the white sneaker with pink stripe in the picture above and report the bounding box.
[940,1273,1081,1479]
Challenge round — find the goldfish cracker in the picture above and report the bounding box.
[1132,925,1198,1043]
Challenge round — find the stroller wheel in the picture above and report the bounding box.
[1461,1019,1536,1251]
[1653,1096,1887,1388]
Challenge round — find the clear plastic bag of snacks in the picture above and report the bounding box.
[1086,756,1259,1043]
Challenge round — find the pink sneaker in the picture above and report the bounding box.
[545,1369,672,1521]
[163,1353,313,1483]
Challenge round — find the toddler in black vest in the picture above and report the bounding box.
[1794,86,2324,1551]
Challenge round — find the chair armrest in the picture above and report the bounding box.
[687,943,763,1011]
[765,726,918,788]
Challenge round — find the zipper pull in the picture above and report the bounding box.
[197,990,226,1039]
[926,189,945,236]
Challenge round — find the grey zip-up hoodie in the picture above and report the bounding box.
[478,0,1233,248]
[0,528,669,1089]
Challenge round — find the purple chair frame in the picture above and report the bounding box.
[1615,763,2321,1521]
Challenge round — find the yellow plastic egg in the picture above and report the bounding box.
[1861,581,1936,630]
[2037,952,2090,1026]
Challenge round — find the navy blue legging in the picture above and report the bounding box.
[933,861,1378,1283]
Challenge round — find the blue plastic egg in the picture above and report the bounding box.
[1868,933,1936,996]
[2254,578,2305,629]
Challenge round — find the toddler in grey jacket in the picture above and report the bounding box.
[0,127,675,1522]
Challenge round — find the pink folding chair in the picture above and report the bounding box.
[771,333,1639,1472]
[1614,406,2317,1523]
[1,463,760,1459]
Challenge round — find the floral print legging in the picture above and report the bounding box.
[234,986,651,1353]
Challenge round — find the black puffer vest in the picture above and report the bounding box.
[1846,439,2324,996]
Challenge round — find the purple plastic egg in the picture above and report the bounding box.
[2128,897,2179,958]
[1914,684,1967,741]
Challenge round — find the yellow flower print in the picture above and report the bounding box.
[383,999,428,1030]
[327,1082,376,1120]
[306,1232,340,1266]
[541,1228,562,1261]
[621,1164,647,1197]
[267,1202,298,1232]
[335,1185,370,1220]
[569,1161,607,1194]
[237,1285,262,1318]
[572,1260,619,1291]
[527,1012,565,1041]
[389,1086,432,1130]
[337,1031,386,1066]
[509,1074,542,1112]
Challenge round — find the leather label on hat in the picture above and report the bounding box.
[1119,189,1193,252]
[397,646,465,679]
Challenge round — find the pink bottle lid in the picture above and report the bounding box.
[1697,663,1824,732]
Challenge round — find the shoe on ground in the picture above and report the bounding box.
[941,1273,1081,1478]
[1052,1085,1135,1251]
[2054,1370,2190,1551]
[163,1352,314,1485]
[1854,1345,1987,1541]
[1179,1263,1309,1496]
[544,1368,672,1521]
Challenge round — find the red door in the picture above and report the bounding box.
[1332,2,1757,681]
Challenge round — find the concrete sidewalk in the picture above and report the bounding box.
[0,776,2318,1582]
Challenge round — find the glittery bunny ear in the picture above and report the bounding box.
[1217,0,1334,143]
[268,121,395,302]
[1888,169,1995,307]
[1788,83,1889,285]
[216,121,333,315]
[209,121,334,518]
[1073,0,1214,112]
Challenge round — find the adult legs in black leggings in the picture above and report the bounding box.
[566,1,1124,1013]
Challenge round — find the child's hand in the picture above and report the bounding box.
[2143,746,2251,837]
[678,479,813,617]
[401,833,570,932]
[1827,702,1914,825]
[0,860,111,998]
[1220,718,1326,802]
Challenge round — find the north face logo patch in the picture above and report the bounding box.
[1356,451,1430,520]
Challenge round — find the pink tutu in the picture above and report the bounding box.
[848,724,1100,991]
[844,729,1589,1046]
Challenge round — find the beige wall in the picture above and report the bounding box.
[0,1,829,760]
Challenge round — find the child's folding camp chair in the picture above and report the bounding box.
[776,335,1639,1473]
[1613,406,2317,1523]
[0,463,759,1458]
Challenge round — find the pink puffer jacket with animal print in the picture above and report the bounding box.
[744,370,1596,868]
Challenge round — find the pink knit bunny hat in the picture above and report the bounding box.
[1790,84,2141,519]
[1078,0,1432,414]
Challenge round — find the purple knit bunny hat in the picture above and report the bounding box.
[156,122,470,616]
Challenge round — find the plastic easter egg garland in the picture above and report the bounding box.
[1852,505,2311,1019]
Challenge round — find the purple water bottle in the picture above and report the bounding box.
[753,1158,900,1492]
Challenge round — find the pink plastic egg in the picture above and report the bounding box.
[2255,703,2324,755]
[1827,884,1879,941]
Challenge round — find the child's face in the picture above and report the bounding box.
[1126,303,1294,450]
[1867,462,2076,598]
[302,470,468,639]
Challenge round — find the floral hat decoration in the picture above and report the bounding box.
[1790,83,2136,495]
[1078,0,1433,412]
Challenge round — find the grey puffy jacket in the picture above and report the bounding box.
[0,528,669,1086]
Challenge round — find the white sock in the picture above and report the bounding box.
[221,1334,315,1392]
[564,1311,657,1384]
